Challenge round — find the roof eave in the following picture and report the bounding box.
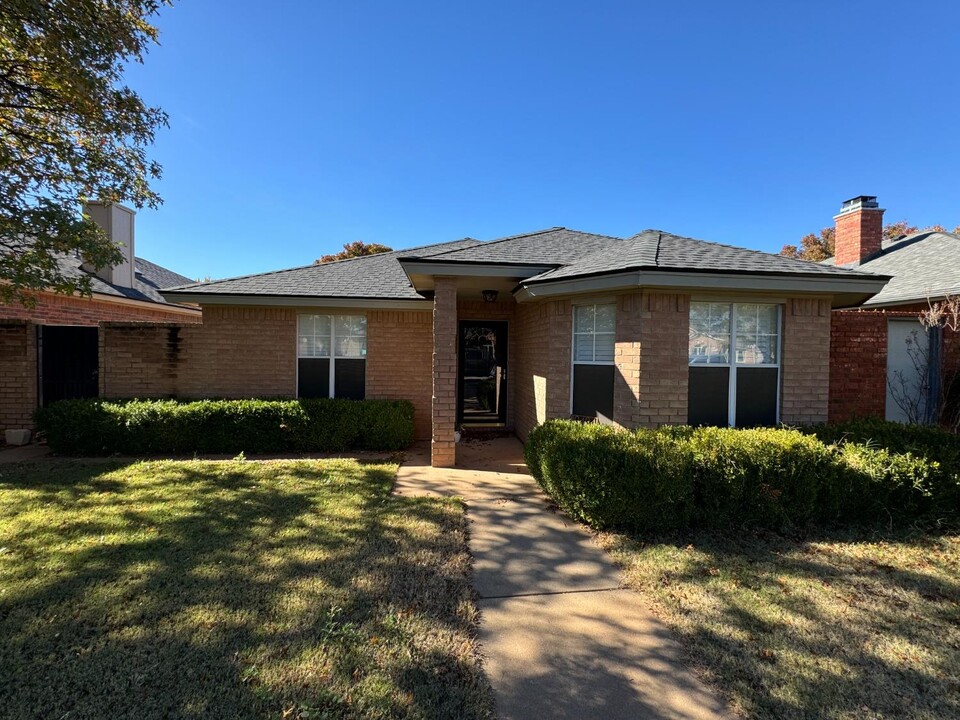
[158,291,431,310]
[514,269,890,307]
[397,259,557,293]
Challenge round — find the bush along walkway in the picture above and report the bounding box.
[524,419,960,718]
[394,439,731,720]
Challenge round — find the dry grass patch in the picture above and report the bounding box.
[600,529,960,720]
[0,459,493,719]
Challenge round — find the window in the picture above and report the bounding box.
[571,304,616,420]
[297,314,366,399]
[688,302,781,427]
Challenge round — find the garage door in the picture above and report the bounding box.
[886,319,929,423]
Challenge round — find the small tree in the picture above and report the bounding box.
[921,296,960,432]
[315,241,392,264]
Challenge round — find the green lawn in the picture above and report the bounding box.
[599,530,960,720]
[0,459,493,719]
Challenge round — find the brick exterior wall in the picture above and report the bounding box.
[829,309,888,422]
[366,310,433,440]
[780,297,832,424]
[100,306,297,399]
[829,305,960,423]
[514,302,549,440]
[0,291,200,325]
[614,292,642,427]
[0,322,38,434]
[834,206,884,266]
[636,291,690,426]
[431,278,458,466]
[0,292,198,438]
[513,298,575,440]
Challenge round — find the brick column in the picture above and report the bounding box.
[0,321,38,432]
[614,292,642,427]
[545,298,572,419]
[432,277,458,467]
[781,297,831,424]
[637,291,690,426]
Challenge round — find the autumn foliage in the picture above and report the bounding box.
[780,221,960,261]
[316,241,393,264]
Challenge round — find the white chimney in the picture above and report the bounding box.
[82,201,136,288]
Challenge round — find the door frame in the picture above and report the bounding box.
[456,320,508,426]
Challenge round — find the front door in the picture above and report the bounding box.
[458,321,508,426]
[39,325,99,406]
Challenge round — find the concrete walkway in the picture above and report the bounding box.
[394,437,730,720]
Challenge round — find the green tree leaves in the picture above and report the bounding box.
[0,0,170,303]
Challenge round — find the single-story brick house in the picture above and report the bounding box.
[102,225,888,466]
[825,196,960,423]
[0,203,200,437]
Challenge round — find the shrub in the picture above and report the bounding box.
[686,427,833,529]
[35,398,414,456]
[806,417,960,514]
[524,419,957,534]
[524,420,694,533]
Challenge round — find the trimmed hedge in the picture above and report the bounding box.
[35,398,415,456]
[806,417,960,514]
[525,420,953,533]
[525,419,694,533]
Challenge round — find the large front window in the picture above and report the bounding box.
[688,302,781,426]
[297,314,366,399]
[571,303,616,420]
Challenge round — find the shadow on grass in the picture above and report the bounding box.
[607,527,960,719]
[0,459,493,719]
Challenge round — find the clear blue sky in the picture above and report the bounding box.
[127,0,960,281]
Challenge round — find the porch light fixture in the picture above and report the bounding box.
[481,289,499,303]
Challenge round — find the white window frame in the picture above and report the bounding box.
[688,302,782,426]
[569,302,617,414]
[296,314,366,398]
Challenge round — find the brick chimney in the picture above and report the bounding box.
[833,195,884,266]
[81,201,137,288]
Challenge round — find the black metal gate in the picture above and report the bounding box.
[39,326,99,406]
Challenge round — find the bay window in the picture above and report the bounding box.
[571,303,616,420]
[297,314,366,399]
[688,302,781,427]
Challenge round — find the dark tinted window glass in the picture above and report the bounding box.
[735,367,778,427]
[688,367,730,426]
[334,359,366,400]
[298,358,330,399]
[572,364,614,420]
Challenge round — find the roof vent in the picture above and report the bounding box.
[840,195,879,213]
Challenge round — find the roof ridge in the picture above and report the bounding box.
[165,237,480,291]
[414,227,565,259]
[407,226,626,260]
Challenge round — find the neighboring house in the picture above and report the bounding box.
[824,196,960,423]
[0,202,201,437]
[90,225,886,467]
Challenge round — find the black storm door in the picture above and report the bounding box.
[39,325,99,406]
[458,321,508,426]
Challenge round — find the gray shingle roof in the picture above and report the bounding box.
[524,230,871,284]
[825,231,960,306]
[163,238,481,299]
[169,226,881,302]
[48,251,197,306]
[409,227,623,265]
